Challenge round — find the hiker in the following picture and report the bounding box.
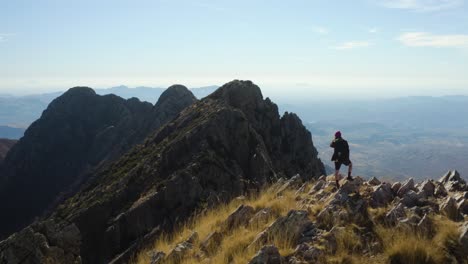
[330,131,353,188]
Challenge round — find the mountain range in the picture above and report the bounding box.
[0,85,218,138]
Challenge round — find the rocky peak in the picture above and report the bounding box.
[148,85,197,131]
[63,86,96,96]
[209,80,264,109]
[155,84,196,108]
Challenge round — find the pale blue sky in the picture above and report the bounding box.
[1,0,467,98]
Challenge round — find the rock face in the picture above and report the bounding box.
[0,80,324,264]
[251,210,317,247]
[0,139,16,163]
[0,85,197,239]
[439,170,467,192]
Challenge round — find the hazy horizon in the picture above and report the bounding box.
[1,83,468,102]
[1,0,468,98]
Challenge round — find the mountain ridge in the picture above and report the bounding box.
[0,80,324,264]
[0,85,197,239]
[0,85,218,133]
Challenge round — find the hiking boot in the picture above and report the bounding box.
[336,180,340,188]
[346,176,354,181]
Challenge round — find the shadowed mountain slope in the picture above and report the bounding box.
[0,139,16,162]
[0,85,196,239]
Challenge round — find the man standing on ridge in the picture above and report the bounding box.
[330,131,353,188]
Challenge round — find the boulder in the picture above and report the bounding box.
[457,199,468,215]
[453,192,468,202]
[293,243,324,262]
[385,203,406,225]
[370,183,394,207]
[440,197,461,221]
[251,210,316,247]
[401,190,424,208]
[439,170,467,192]
[248,245,283,264]
[319,192,371,229]
[200,231,223,255]
[434,183,448,197]
[224,205,255,231]
[397,178,415,197]
[249,208,274,227]
[391,182,402,195]
[276,174,303,196]
[338,179,361,195]
[418,180,435,197]
[367,177,381,186]
[309,180,326,194]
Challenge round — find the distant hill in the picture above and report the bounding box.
[277,96,468,180]
[0,85,218,133]
[0,126,25,139]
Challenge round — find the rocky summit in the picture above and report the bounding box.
[0,85,196,239]
[132,171,468,264]
[0,80,325,264]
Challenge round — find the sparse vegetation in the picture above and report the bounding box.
[135,185,299,264]
[133,178,465,264]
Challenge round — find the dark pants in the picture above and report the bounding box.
[334,159,351,171]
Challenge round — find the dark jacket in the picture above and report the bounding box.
[330,137,350,162]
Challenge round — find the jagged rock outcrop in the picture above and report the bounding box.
[439,170,467,192]
[0,80,324,264]
[223,205,255,231]
[0,85,196,239]
[87,170,467,264]
[251,210,317,247]
[0,139,16,163]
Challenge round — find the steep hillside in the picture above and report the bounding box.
[0,85,196,239]
[0,139,17,162]
[0,80,325,264]
[134,172,468,264]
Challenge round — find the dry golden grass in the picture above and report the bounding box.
[134,182,464,264]
[134,186,299,264]
[374,215,463,264]
[335,225,363,253]
[368,206,389,223]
